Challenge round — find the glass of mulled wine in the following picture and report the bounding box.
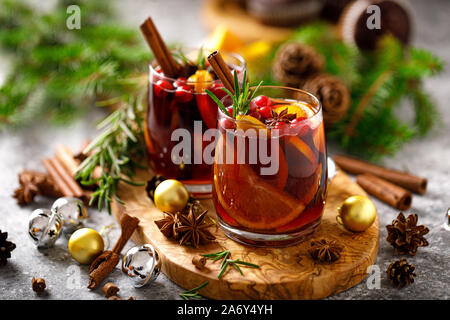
[213,86,327,247]
[145,48,246,197]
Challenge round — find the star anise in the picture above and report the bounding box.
[308,239,343,263]
[264,107,297,126]
[0,230,16,266]
[154,212,180,239]
[177,208,215,248]
[386,212,429,256]
[386,258,416,288]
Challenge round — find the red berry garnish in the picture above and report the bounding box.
[258,106,272,119]
[210,82,227,100]
[226,106,234,117]
[253,95,272,108]
[175,85,193,103]
[173,77,187,88]
[154,80,173,98]
[219,117,236,130]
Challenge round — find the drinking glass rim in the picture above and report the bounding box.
[148,47,246,84]
[218,85,323,127]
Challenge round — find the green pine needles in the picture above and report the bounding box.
[280,23,444,159]
[0,0,152,126]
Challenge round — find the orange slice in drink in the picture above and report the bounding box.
[214,134,304,230]
[274,102,311,119]
[286,136,316,165]
[188,70,213,93]
[236,115,266,131]
[313,122,325,153]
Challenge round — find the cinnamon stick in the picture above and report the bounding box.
[333,155,427,194]
[207,50,235,94]
[140,17,179,77]
[42,158,75,197]
[356,174,412,210]
[88,212,140,289]
[55,145,79,177]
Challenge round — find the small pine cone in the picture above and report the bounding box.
[386,258,416,288]
[0,230,16,266]
[300,74,351,127]
[272,42,325,87]
[32,278,46,292]
[386,212,429,256]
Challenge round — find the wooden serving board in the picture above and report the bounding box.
[112,169,379,300]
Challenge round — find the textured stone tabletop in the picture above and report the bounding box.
[0,0,449,300]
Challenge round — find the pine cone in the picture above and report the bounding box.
[300,74,351,127]
[386,258,416,288]
[0,230,16,266]
[272,42,324,87]
[386,212,429,256]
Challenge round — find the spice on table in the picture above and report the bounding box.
[356,173,412,210]
[155,212,180,239]
[386,212,429,256]
[308,239,343,263]
[177,208,215,248]
[32,277,46,292]
[127,296,136,300]
[333,155,428,195]
[102,282,120,298]
[386,258,416,288]
[13,170,62,206]
[0,230,16,266]
[88,212,140,289]
[108,295,122,300]
[192,255,207,270]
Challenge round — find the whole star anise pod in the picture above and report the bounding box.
[386,258,416,288]
[0,230,16,266]
[177,208,215,248]
[265,108,297,126]
[308,239,343,263]
[386,212,429,256]
[154,212,180,239]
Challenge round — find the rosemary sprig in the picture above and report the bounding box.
[179,281,209,300]
[196,46,206,70]
[205,70,263,118]
[202,251,260,279]
[76,90,147,214]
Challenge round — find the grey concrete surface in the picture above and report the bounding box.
[0,0,449,300]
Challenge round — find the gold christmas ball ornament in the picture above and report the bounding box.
[337,195,376,232]
[154,179,189,213]
[68,228,104,264]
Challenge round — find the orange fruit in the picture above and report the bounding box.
[236,115,266,131]
[188,70,213,93]
[313,122,325,153]
[214,134,304,230]
[286,136,316,165]
[274,102,312,119]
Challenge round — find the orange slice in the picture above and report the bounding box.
[286,136,316,165]
[188,70,213,93]
[274,103,310,119]
[214,134,304,230]
[313,122,326,153]
[236,115,266,131]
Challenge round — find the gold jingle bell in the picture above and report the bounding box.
[68,228,104,264]
[154,179,189,213]
[337,195,376,232]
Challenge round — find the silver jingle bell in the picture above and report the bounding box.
[51,197,87,235]
[28,208,63,249]
[122,244,161,287]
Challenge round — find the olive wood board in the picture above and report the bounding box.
[112,169,379,300]
[202,0,293,43]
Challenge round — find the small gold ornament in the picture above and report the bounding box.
[68,228,104,264]
[337,195,376,232]
[154,179,189,213]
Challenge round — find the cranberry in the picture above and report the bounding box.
[210,82,227,100]
[225,106,234,117]
[154,80,173,98]
[175,85,193,103]
[258,106,272,119]
[249,100,259,113]
[253,95,272,108]
[219,117,236,130]
[173,77,187,88]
